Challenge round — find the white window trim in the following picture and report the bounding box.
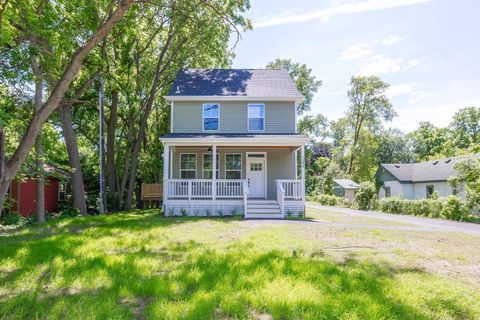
[224,153,242,179]
[202,103,220,132]
[202,152,219,179]
[247,103,265,132]
[58,181,67,201]
[179,153,197,179]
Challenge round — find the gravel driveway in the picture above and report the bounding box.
[306,202,480,235]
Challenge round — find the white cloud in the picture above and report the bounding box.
[386,83,437,102]
[357,54,403,75]
[387,84,414,98]
[407,59,420,67]
[254,0,433,28]
[340,44,372,60]
[379,35,404,45]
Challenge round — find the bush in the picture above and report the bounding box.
[0,212,27,226]
[374,195,471,222]
[356,182,377,210]
[311,194,356,208]
[441,196,470,221]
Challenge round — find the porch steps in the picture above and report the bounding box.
[245,199,282,219]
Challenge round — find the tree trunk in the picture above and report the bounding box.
[124,33,182,209]
[107,90,118,195]
[0,127,5,217]
[32,56,46,223]
[59,105,88,215]
[0,0,135,211]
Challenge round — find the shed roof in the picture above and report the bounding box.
[166,69,303,100]
[333,179,359,189]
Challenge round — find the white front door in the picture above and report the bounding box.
[247,157,266,198]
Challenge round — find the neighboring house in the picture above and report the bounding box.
[376,156,475,200]
[4,164,69,217]
[333,179,359,201]
[160,69,308,218]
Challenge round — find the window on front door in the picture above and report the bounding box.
[248,103,265,131]
[203,153,219,179]
[426,185,434,198]
[180,154,197,179]
[203,103,219,131]
[225,154,242,179]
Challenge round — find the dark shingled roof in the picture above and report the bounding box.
[380,154,480,182]
[167,69,303,98]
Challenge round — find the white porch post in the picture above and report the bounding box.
[301,145,305,201]
[212,145,217,200]
[162,144,169,211]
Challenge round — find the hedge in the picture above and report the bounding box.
[309,194,479,223]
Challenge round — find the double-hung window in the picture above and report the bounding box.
[58,182,67,201]
[248,103,265,131]
[180,154,197,179]
[203,103,220,131]
[225,154,242,179]
[203,153,219,179]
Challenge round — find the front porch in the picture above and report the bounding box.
[160,134,308,218]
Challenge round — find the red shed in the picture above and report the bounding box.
[9,178,66,217]
[6,164,69,217]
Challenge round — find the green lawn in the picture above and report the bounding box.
[1,209,480,319]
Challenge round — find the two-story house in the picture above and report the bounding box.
[160,69,309,218]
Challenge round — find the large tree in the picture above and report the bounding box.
[266,58,322,115]
[450,106,480,150]
[0,0,138,214]
[346,76,395,174]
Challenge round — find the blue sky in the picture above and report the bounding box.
[231,0,480,132]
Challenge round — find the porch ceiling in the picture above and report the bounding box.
[160,133,309,147]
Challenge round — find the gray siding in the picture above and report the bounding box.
[172,101,296,133]
[170,147,296,199]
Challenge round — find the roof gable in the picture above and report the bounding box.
[167,69,303,100]
[379,154,480,183]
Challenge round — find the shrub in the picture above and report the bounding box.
[0,212,27,226]
[440,195,470,221]
[356,182,377,210]
[312,194,355,208]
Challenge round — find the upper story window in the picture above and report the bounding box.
[248,103,265,131]
[203,103,220,131]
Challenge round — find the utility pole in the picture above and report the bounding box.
[99,77,106,213]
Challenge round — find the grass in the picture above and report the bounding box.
[1,209,480,319]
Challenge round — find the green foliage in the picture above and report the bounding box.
[0,212,27,226]
[298,114,328,140]
[306,157,340,196]
[450,158,480,211]
[409,122,451,160]
[355,181,377,210]
[310,194,356,209]
[450,107,480,149]
[374,195,473,222]
[266,58,322,115]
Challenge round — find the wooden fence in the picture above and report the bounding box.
[141,183,163,200]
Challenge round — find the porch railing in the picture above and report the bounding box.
[165,179,247,199]
[276,179,303,200]
[276,180,285,217]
